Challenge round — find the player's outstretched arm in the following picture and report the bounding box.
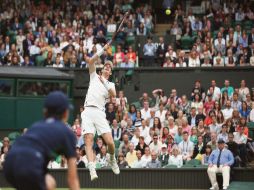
[99,75,116,97]
[67,157,80,190]
[86,44,110,74]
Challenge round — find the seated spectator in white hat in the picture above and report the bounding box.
[167,146,183,168]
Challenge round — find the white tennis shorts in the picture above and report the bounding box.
[81,107,111,135]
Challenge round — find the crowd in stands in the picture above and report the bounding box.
[143,0,254,67]
[1,0,254,68]
[0,0,152,68]
[2,78,254,169]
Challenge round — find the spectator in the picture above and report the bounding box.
[133,110,142,128]
[146,151,161,168]
[139,119,150,140]
[217,125,229,143]
[126,143,138,168]
[233,126,248,166]
[96,145,110,168]
[231,93,242,110]
[239,101,251,119]
[131,128,140,147]
[158,144,169,167]
[201,145,212,165]
[1,137,10,155]
[143,37,156,67]
[209,115,221,135]
[221,80,234,99]
[149,134,162,155]
[207,132,218,151]
[167,146,183,168]
[222,100,234,120]
[117,152,129,169]
[207,139,234,190]
[106,103,115,125]
[178,131,194,162]
[135,136,148,155]
[188,51,200,67]
[193,135,206,160]
[239,80,250,101]
[141,101,151,120]
[112,119,122,141]
[132,150,143,168]
[156,37,167,65]
[126,46,136,66]
[113,45,125,67]
[141,146,152,168]
[191,94,203,113]
[227,133,241,167]
[76,147,86,168]
[187,107,197,127]
[119,134,130,157]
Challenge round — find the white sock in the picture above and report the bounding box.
[110,153,115,160]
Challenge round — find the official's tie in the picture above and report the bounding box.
[217,150,222,167]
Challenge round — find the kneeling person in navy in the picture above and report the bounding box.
[3,91,80,190]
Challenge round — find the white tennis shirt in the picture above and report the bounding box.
[84,71,115,110]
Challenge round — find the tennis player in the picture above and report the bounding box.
[82,44,120,181]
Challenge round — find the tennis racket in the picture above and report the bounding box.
[107,11,129,46]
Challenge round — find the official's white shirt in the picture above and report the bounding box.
[84,71,115,110]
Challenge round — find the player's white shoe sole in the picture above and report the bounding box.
[109,158,120,175]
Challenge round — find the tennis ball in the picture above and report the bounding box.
[165,9,171,15]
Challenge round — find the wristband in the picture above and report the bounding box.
[103,81,111,91]
[96,49,104,57]
[100,77,111,91]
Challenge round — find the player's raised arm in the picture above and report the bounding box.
[86,44,110,74]
[67,157,80,190]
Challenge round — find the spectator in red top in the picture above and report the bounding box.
[113,45,125,67]
[236,117,249,138]
[204,110,216,126]
[204,94,215,115]
[126,46,136,65]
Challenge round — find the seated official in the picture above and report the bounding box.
[207,139,234,190]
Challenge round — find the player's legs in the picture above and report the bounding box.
[85,133,98,181]
[101,132,115,155]
[81,108,98,181]
[45,174,56,190]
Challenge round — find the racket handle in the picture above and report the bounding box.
[107,39,113,46]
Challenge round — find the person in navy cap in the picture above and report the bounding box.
[207,139,234,190]
[3,91,80,190]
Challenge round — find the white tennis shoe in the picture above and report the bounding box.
[108,158,120,175]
